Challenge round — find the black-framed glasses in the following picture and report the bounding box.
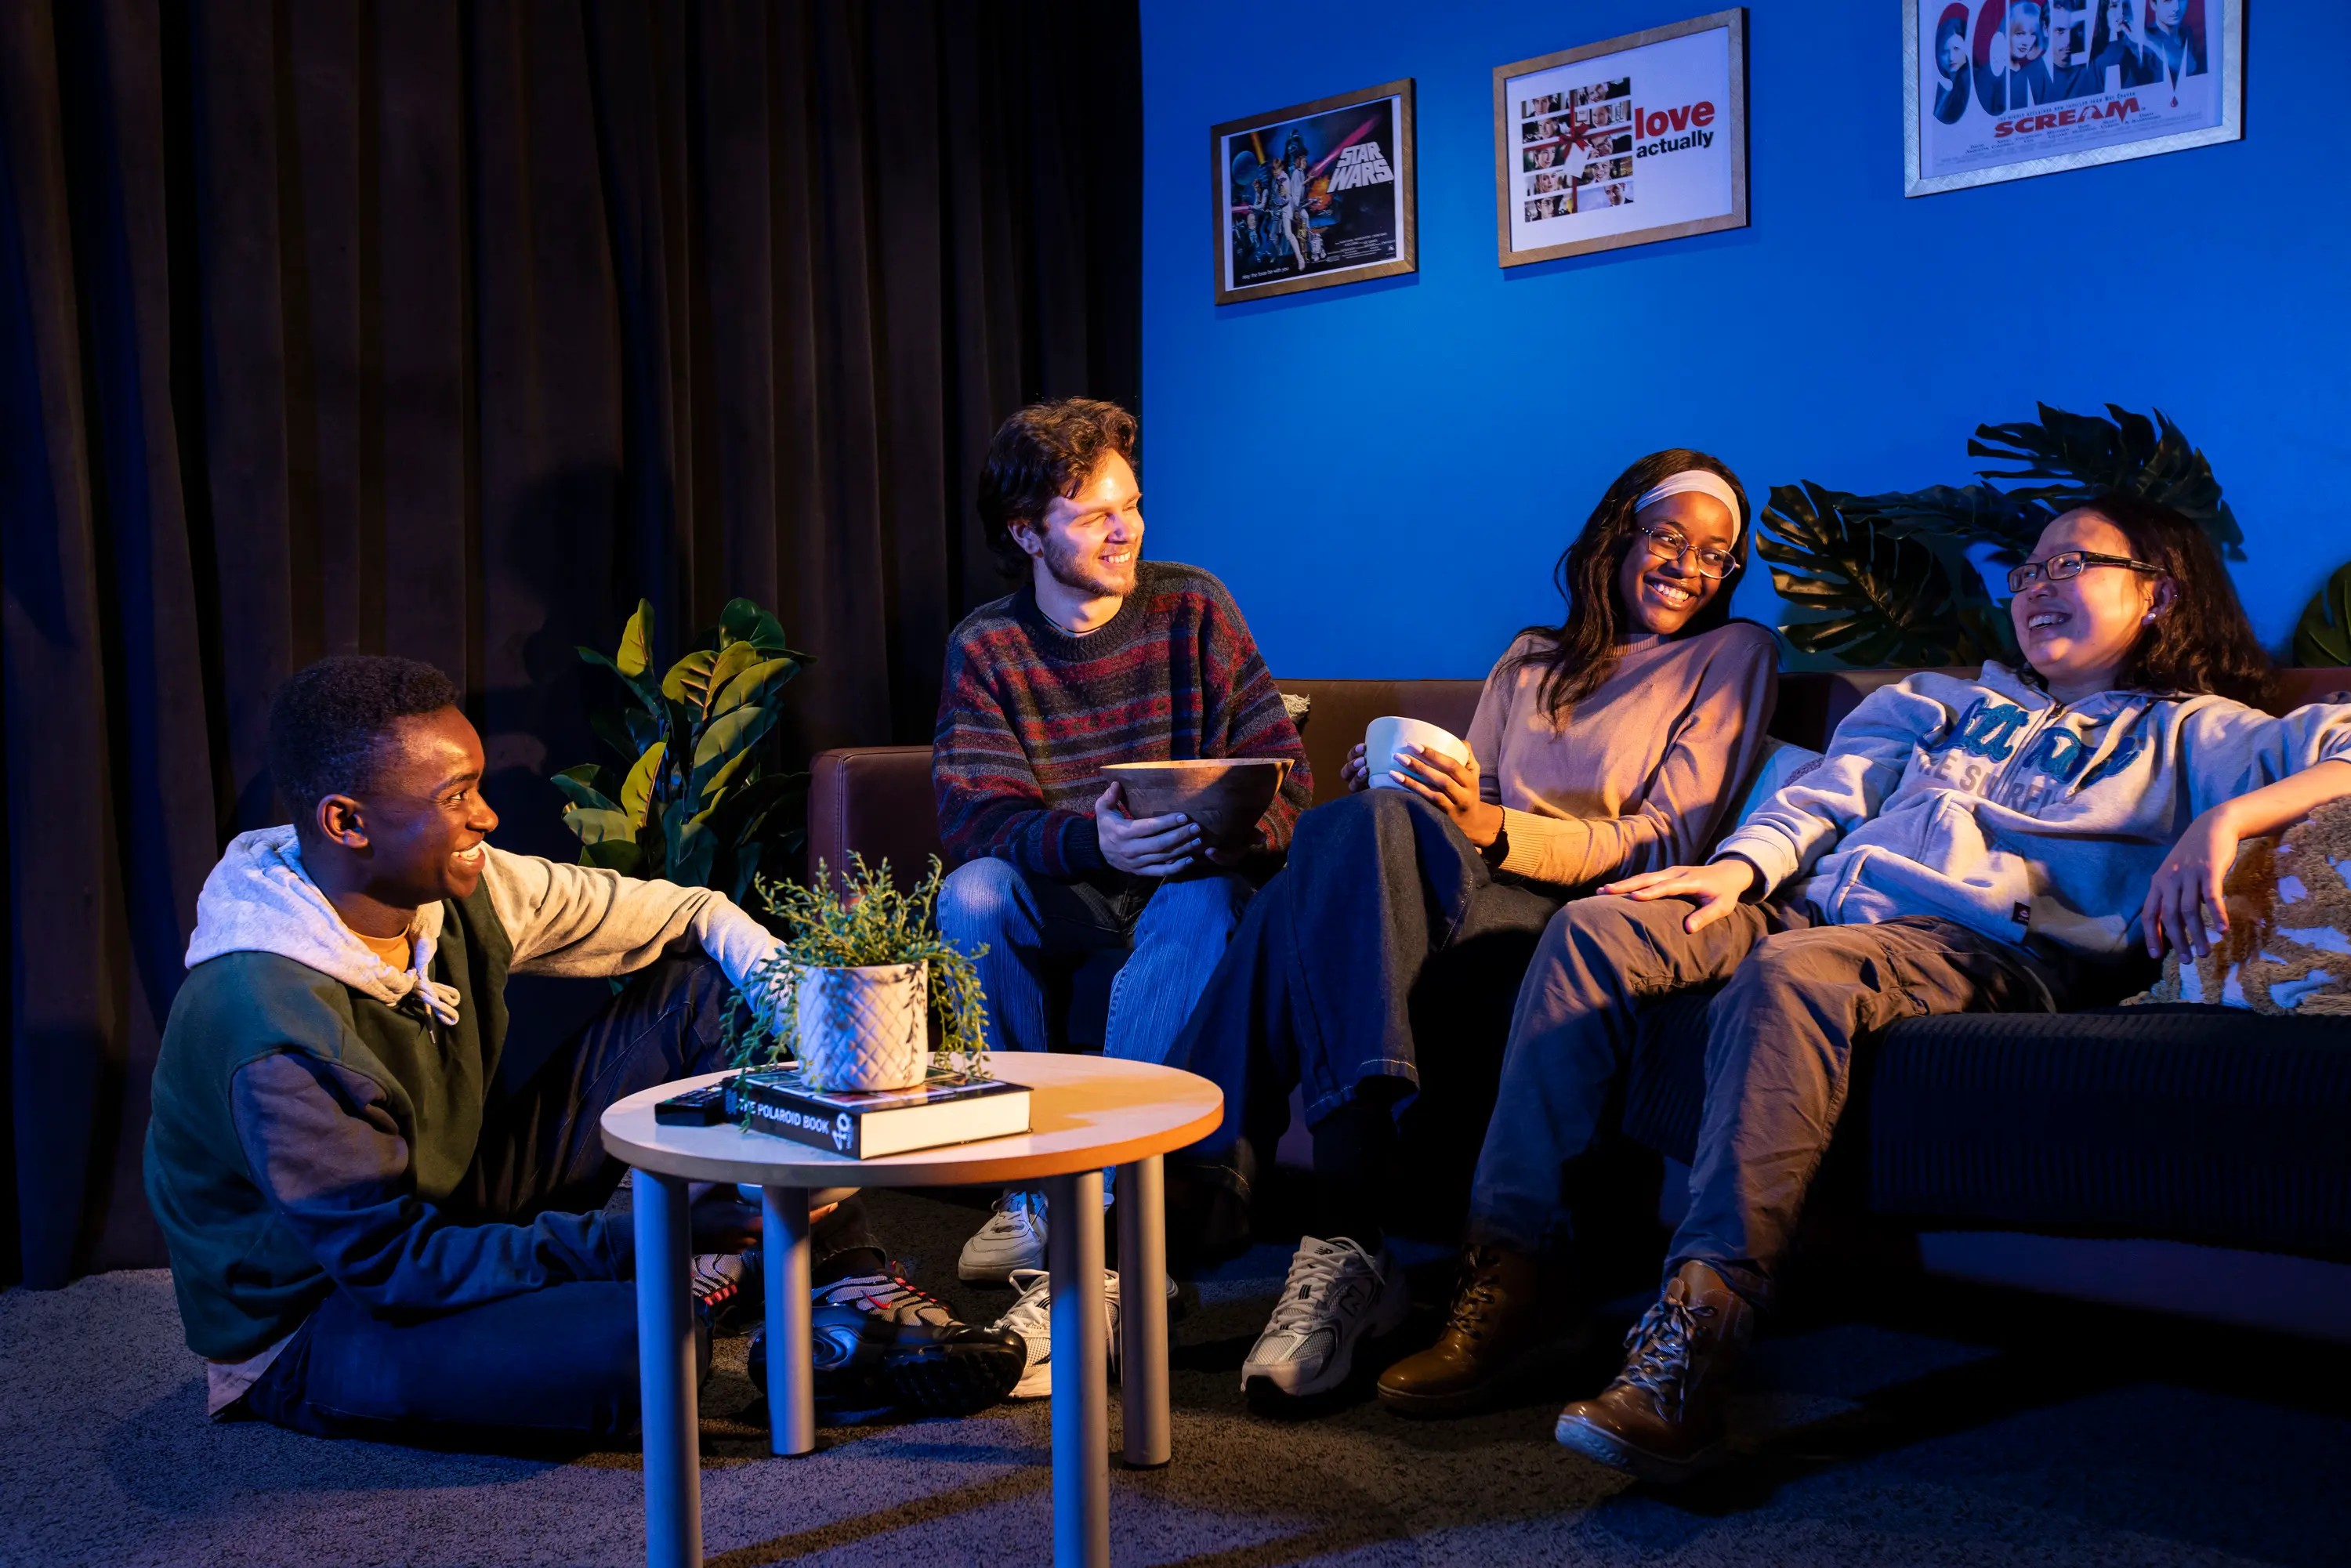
[2005,550,2163,594]
[1638,523,1737,581]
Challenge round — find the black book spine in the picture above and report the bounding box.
[726,1081,862,1158]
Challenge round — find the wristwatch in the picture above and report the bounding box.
[1479,821,1511,870]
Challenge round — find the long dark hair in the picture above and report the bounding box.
[1507,448,1751,724]
[2052,491,2277,711]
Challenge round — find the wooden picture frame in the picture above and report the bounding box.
[1212,79,1418,305]
[1494,10,1748,268]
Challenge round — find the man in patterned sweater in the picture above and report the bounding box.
[934,398,1311,1292]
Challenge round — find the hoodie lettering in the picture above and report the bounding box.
[2077,732,2147,790]
[2018,726,2088,784]
[1950,699,2028,761]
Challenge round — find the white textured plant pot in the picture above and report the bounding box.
[795,961,929,1092]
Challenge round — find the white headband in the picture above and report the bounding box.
[1635,469,1744,541]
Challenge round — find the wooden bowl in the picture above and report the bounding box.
[1099,759,1293,850]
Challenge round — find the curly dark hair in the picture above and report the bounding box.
[268,654,463,831]
[2047,492,2278,711]
[976,397,1139,578]
[1506,448,1752,722]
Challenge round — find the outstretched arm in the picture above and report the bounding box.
[2142,759,2351,960]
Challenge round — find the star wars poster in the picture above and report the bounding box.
[1494,12,1748,267]
[1907,0,2240,195]
[1212,80,1417,305]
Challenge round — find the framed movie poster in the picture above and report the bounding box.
[1905,0,2242,197]
[1493,10,1747,268]
[1212,79,1417,305]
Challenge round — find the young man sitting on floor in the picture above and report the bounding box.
[933,397,1311,1305]
[145,655,1023,1447]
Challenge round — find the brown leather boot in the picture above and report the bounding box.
[1374,1243,1540,1418]
[1553,1260,1753,1482]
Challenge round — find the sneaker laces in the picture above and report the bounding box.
[992,1268,1056,1342]
[1263,1239,1378,1338]
[980,1190,1043,1236]
[1444,1244,1514,1344]
[820,1272,958,1327]
[1613,1289,1714,1418]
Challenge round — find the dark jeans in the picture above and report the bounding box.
[1167,790,1566,1229]
[1465,896,2068,1307]
[243,955,875,1448]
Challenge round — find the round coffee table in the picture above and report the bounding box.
[600,1052,1223,1568]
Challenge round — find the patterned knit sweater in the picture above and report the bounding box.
[933,561,1312,878]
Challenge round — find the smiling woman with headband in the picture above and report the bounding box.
[1162,447,1780,1408]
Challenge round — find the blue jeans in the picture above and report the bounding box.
[936,857,1255,1069]
[239,956,875,1448]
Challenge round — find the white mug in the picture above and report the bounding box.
[1364,715,1472,791]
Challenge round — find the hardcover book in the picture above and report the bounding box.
[726,1065,1030,1160]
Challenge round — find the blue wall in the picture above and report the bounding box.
[1140,2,2351,678]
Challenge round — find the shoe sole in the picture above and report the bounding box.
[882,1338,1027,1417]
[1242,1280,1412,1401]
[1374,1375,1507,1419]
[1552,1411,1726,1483]
[958,1257,1042,1285]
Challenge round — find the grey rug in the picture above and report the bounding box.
[4,1188,2346,1567]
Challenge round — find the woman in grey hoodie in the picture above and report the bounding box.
[1380,494,2351,1478]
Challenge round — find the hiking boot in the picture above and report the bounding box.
[1241,1237,1410,1400]
[1553,1260,1753,1483]
[958,1190,1049,1284]
[690,1250,759,1338]
[1375,1243,1540,1418]
[748,1272,1025,1418]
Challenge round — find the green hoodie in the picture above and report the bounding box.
[145,826,779,1363]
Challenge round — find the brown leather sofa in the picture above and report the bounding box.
[806,668,2351,1320]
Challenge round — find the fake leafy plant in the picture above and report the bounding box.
[2294,563,2351,668]
[1759,404,2244,669]
[721,854,991,1079]
[555,597,809,904]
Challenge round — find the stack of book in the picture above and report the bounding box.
[725,1064,1031,1159]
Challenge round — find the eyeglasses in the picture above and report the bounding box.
[2005,550,2163,594]
[1638,523,1737,581]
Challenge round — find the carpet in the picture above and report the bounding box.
[3,1187,2346,1567]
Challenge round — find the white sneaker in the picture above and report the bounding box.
[987,1268,1114,1398]
[959,1190,1049,1283]
[987,1266,1183,1397]
[1241,1237,1410,1399]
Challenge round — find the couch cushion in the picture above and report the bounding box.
[1620,994,2351,1258]
[1276,679,1481,807]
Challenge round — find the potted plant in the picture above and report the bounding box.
[725,854,991,1092]
[554,596,810,903]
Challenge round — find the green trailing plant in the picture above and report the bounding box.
[2295,563,2351,667]
[721,854,991,1078]
[1760,404,2244,669]
[554,597,810,904]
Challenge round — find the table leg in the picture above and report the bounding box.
[632,1168,701,1568]
[760,1185,815,1457]
[1114,1155,1171,1468]
[1046,1168,1110,1568]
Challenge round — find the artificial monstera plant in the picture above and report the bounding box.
[554,597,810,904]
[2294,564,2351,668]
[1759,404,2244,669]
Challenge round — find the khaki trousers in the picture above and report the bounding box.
[1465,894,2066,1305]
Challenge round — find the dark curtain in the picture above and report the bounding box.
[0,0,1141,1287]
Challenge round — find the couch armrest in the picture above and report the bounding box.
[806,746,940,894]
